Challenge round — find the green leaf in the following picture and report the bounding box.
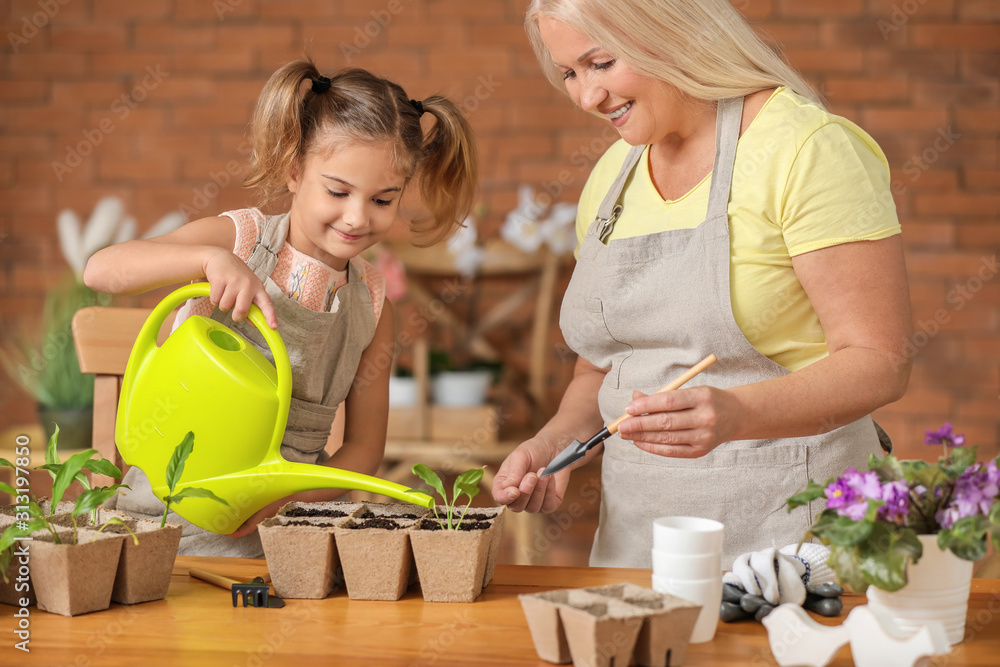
[454,466,484,502]
[939,515,989,561]
[868,454,903,482]
[858,524,922,592]
[165,432,195,495]
[50,448,98,510]
[814,513,875,547]
[828,544,867,594]
[0,458,15,470]
[786,479,827,511]
[0,482,17,496]
[45,423,60,465]
[72,485,129,518]
[0,520,47,555]
[170,486,230,506]
[941,446,979,478]
[97,516,139,545]
[411,464,447,503]
[38,463,91,490]
[83,458,123,479]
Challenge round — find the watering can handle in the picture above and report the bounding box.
[130,283,293,453]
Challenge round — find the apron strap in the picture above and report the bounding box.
[591,96,745,241]
[245,212,290,280]
[705,96,744,221]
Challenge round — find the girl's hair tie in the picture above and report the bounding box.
[409,99,424,116]
[311,76,332,94]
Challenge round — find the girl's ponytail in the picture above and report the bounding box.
[412,96,479,247]
[243,59,325,207]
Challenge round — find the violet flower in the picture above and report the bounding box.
[825,467,881,521]
[878,480,910,524]
[925,423,966,448]
[935,461,1000,529]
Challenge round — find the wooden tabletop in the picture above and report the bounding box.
[3,557,998,666]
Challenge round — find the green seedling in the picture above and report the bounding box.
[410,464,485,530]
[159,432,229,528]
[0,424,138,567]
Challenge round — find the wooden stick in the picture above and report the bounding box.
[188,568,271,590]
[607,354,718,434]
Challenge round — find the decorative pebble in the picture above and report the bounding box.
[720,601,751,623]
[810,582,844,598]
[740,594,768,613]
[754,603,775,622]
[723,584,745,603]
[804,595,843,617]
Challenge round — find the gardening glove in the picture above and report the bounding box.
[721,544,844,623]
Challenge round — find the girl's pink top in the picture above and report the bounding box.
[174,208,385,328]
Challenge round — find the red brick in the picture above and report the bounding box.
[960,0,1000,19]
[151,76,217,103]
[5,104,84,130]
[907,250,999,277]
[0,80,48,102]
[866,50,959,77]
[755,22,821,48]
[217,25,297,50]
[915,194,1000,217]
[963,337,1000,358]
[917,81,999,107]
[957,225,1000,248]
[956,107,1000,131]
[2,18,50,53]
[172,102,252,129]
[901,220,956,246]
[964,169,1000,190]
[97,157,175,183]
[0,135,51,155]
[174,0,256,21]
[425,0,504,20]
[785,48,865,73]
[11,0,89,20]
[259,0,340,20]
[93,0,171,20]
[84,108,168,132]
[961,52,1000,80]
[5,186,54,215]
[344,51,424,80]
[6,51,87,75]
[862,107,950,132]
[825,77,910,102]
[819,20,907,48]
[777,0,864,17]
[302,23,374,49]
[91,52,177,75]
[50,24,128,51]
[913,24,1000,50]
[52,81,125,105]
[427,48,511,78]
[133,24,217,50]
[17,155,93,186]
[173,50,253,74]
[739,0,775,20]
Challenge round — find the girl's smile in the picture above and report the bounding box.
[286,141,406,271]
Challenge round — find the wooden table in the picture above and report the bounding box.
[3,557,998,666]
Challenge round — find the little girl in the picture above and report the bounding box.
[84,59,478,556]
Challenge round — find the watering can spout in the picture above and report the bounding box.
[158,462,434,535]
[116,283,435,535]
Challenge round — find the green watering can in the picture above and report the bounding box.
[115,283,433,534]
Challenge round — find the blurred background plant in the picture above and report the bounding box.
[0,196,183,448]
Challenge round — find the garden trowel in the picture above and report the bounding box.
[541,354,718,477]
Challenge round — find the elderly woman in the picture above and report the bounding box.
[493,0,912,567]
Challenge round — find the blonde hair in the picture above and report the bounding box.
[526,0,821,106]
[244,59,478,245]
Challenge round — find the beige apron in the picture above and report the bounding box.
[560,97,886,569]
[115,212,376,556]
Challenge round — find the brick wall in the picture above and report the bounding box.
[1,0,997,459]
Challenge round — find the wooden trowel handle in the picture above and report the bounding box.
[606,354,718,435]
[189,568,271,589]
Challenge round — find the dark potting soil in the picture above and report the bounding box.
[285,520,339,527]
[360,510,420,519]
[349,518,401,530]
[359,510,375,519]
[420,520,491,531]
[284,508,349,518]
[460,513,494,522]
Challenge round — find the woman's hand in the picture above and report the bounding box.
[228,499,283,538]
[492,434,572,513]
[617,385,746,458]
[202,248,278,328]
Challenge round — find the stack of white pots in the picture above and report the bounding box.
[651,516,725,643]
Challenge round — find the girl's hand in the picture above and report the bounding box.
[202,248,278,328]
[492,434,571,513]
[617,386,746,458]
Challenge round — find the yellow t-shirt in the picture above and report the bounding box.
[575,87,901,371]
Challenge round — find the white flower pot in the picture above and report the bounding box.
[388,376,419,407]
[432,370,492,407]
[865,534,973,646]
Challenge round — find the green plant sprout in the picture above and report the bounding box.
[410,464,485,530]
[159,432,229,528]
[0,425,138,575]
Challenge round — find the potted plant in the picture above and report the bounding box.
[786,422,999,646]
[0,440,136,616]
[407,464,506,602]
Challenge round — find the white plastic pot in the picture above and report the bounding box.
[432,370,492,407]
[388,376,419,407]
